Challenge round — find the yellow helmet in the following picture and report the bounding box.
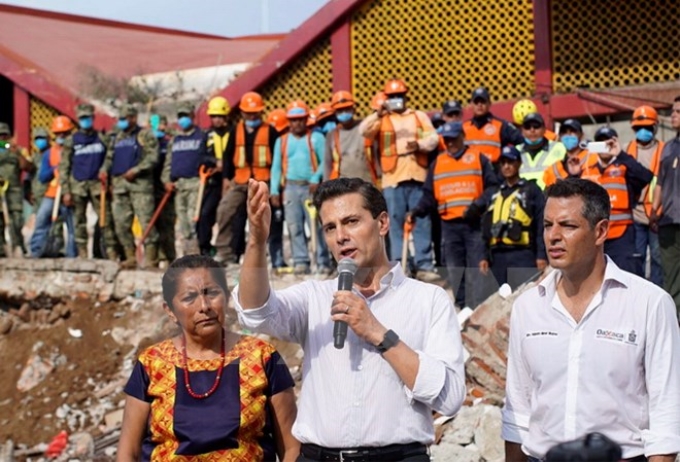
[512,99,538,125]
[207,96,230,116]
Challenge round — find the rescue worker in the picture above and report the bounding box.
[151,115,176,265]
[512,98,557,140]
[266,107,290,272]
[59,103,117,259]
[100,104,159,268]
[463,87,523,165]
[474,145,547,290]
[442,100,463,123]
[360,78,440,281]
[30,116,76,258]
[0,122,34,257]
[270,99,331,275]
[161,103,212,256]
[267,108,289,135]
[581,127,653,275]
[314,102,336,136]
[200,96,230,256]
[407,122,498,308]
[215,91,280,268]
[323,90,378,184]
[517,112,566,189]
[542,118,586,188]
[627,105,664,286]
[31,127,51,211]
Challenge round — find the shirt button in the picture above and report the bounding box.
[358,365,363,371]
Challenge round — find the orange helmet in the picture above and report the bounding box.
[383,79,408,95]
[306,109,318,127]
[286,100,309,119]
[331,91,354,109]
[239,92,264,113]
[315,102,334,123]
[632,105,658,126]
[370,91,387,111]
[267,108,289,133]
[51,115,74,134]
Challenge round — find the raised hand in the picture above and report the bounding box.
[247,179,272,245]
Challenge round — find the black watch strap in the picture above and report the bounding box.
[376,329,399,353]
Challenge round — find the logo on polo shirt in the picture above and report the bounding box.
[596,328,638,346]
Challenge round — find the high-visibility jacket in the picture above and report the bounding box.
[463,119,502,163]
[488,185,533,246]
[582,160,632,240]
[280,132,317,187]
[519,140,566,190]
[378,113,428,173]
[210,131,229,160]
[626,139,664,217]
[432,150,484,220]
[233,122,271,184]
[44,146,62,199]
[329,129,377,183]
[542,149,587,188]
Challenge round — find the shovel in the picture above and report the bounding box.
[303,198,318,270]
[42,186,63,258]
[0,178,12,256]
[401,219,414,274]
[193,165,214,222]
[94,181,109,258]
[136,188,173,263]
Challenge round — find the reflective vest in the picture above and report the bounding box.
[209,130,229,161]
[463,118,503,163]
[233,123,271,184]
[71,131,107,181]
[111,127,142,176]
[626,139,664,217]
[44,146,62,199]
[432,150,484,220]
[170,129,204,179]
[582,160,632,240]
[488,185,532,247]
[329,129,377,183]
[519,140,566,190]
[378,113,428,173]
[542,149,587,188]
[280,132,317,187]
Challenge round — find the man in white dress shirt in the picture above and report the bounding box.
[502,178,680,462]
[234,177,466,461]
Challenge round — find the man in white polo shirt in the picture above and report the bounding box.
[502,178,680,462]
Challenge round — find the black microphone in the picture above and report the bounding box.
[334,257,358,349]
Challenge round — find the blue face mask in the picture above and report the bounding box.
[55,137,65,146]
[635,127,654,144]
[561,134,579,151]
[79,116,93,130]
[336,112,353,124]
[34,138,49,151]
[178,116,192,130]
[524,137,543,146]
[154,130,165,138]
[245,119,262,129]
[322,121,337,134]
[117,118,129,131]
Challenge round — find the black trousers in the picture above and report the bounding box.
[197,180,222,254]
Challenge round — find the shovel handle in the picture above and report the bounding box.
[51,186,62,222]
[99,183,106,226]
[138,189,173,249]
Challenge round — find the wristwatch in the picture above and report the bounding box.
[376,330,400,354]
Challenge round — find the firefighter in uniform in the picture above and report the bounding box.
[200,96,230,256]
[627,105,664,285]
[517,112,566,190]
[474,145,547,290]
[581,127,653,276]
[408,122,498,309]
[542,118,587,188]
[161,103,212,256]
[152,115,176,265]
[100,104,159,268]
[59,103,117,259]
[463,87,523,166]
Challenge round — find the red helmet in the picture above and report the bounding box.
[267,108,289,132]
[383,79,408,95]
[331,91,354,109]
[286,100,309,119]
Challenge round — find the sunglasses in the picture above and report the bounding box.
[523,123,543,130]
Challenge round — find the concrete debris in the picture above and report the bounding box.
[17,354,55,392]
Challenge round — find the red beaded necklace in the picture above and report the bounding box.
[181,328,226,399]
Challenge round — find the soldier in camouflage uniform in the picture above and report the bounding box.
[100,104,159,268]
[0,122,34,257]
[161,103,213,255]
[152,115,176,264]
[59,103,117,259]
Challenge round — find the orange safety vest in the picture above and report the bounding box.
[280,132,317,187]
[542,149,587,187]
[432,150,484,220]
[582,159,632,240]
[544,129,558,141]
[626,139,664,217]
[233,122,272,184]
[329,130,377,183]
[44,146,61,199]
[378,113,428,173]
[463,118,503,163]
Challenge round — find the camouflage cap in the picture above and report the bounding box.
[76,103,95,118]
[33,127,49,139]
[118,104,138,118]
[0,122,11,135]
[176,102,195,115]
